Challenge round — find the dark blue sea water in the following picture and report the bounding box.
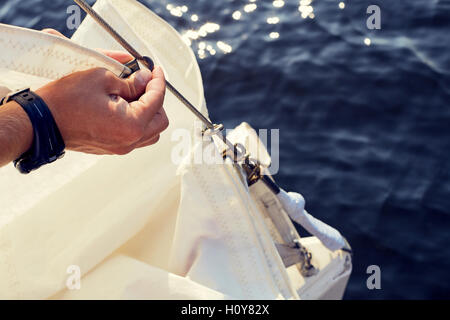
[1,0,450,299]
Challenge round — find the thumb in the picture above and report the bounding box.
[117,69,153,102]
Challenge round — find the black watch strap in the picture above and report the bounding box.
[4,89,65,174]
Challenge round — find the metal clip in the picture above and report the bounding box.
[203,124,247,163]
[242,157,262,186]
[293,239,318,277]
[222,143,246,162]
[119,59,141,78]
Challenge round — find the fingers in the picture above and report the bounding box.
[111,69,153,102]
[133,135,161,149]
[113,93,169,150]
[133,108,169,148]
[104,67,168,153]
[41,28,66,38]
[96,49,134,64]
[130,66,166,123]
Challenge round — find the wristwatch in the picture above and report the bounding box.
[1,88,65,174]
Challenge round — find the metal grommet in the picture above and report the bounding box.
[202,124,224,137]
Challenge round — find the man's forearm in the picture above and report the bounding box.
[0,101,33,168]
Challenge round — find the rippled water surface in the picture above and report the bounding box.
[1,0,450,299]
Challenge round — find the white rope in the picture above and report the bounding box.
[277,189,346,252]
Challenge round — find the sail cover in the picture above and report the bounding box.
[0,0,299,299]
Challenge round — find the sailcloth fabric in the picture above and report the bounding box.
[0,0,298,299]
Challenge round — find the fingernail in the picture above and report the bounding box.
[135,69,152,85]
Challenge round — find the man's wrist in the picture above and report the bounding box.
[0,101,33,166]
[5,89,66,173]
[36,86,70,149]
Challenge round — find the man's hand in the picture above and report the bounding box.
[0,28,168,168]
[42,28,169,155]
[41,28,169,155]
[36,66,168,155]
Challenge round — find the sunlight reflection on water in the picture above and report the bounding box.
[165,0,320,60]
